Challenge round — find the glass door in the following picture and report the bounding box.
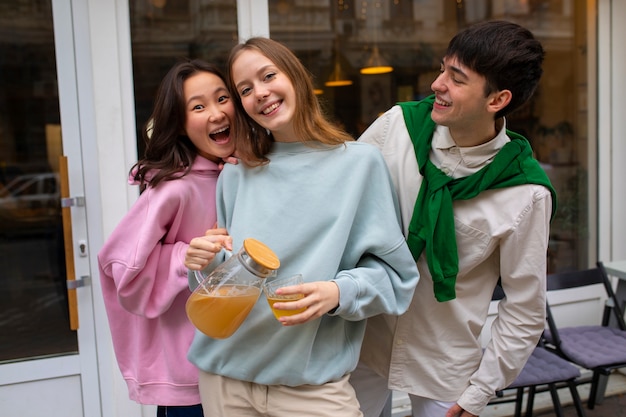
[0,1,100,415]
[0,0,76,364]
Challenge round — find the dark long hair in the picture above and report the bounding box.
[227,37,354,166]
[131,59,226,188]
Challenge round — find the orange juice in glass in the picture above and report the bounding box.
[263,274,307,319]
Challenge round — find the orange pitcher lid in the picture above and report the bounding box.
[243,238,280,273]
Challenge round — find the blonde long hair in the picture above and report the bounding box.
[227,37,354,165]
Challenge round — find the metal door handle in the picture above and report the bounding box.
[60,196,85,207]
[67,275,91,290]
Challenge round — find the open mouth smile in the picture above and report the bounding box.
[209,126,230,144]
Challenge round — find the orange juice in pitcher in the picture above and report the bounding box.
[186,285,261,338]
[186,238,280,339]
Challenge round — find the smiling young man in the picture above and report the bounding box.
[350,21,557,417]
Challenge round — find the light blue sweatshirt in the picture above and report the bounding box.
[187,141,419,386]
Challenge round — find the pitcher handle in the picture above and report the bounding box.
[192,248,233,290]
[193,269,207,286]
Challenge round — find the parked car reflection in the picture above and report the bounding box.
[0,173,61,237]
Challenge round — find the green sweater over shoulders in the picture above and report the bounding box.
[399,96,557,302]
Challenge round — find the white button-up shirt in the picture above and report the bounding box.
[358,105,552,416]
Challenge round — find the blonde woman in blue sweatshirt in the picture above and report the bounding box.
[183,37,419,417]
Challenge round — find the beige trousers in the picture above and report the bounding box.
[198,371,363,417]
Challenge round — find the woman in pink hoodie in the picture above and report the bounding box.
[98,59,236,417]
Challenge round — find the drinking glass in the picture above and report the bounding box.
[263,274,307,319]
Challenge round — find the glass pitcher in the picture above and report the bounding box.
[186,238,280,339]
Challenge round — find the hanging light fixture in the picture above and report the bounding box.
[360,1,393,75]
[360,45,393,74]
[325,38,353,87]
[325,58,353,87]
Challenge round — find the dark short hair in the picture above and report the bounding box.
[446,20,545,118]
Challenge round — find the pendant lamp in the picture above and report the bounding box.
[325,39,353,87]
[360,44,393,75]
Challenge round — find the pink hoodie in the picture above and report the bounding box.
[98,156,220,406]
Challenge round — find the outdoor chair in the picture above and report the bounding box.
[543,262,626,410]
[488,284,586,417]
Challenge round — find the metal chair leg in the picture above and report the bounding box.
[588,371,600,409]
[523,386,535,417]
[567,380,587,417]
[514,387,524,417]
[547,383,565,417]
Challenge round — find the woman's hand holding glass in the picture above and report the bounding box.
[268,278,339,326]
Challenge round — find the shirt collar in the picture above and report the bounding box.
[432,118,510,168]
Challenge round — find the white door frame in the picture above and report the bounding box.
[52,0,102,414]
[77,0,145,415]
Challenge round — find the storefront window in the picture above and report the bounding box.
[268,0,592,273]
[129,0,593,273]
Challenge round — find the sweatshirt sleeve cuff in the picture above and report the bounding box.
[327,274,358,316]
[177,242,190,277]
